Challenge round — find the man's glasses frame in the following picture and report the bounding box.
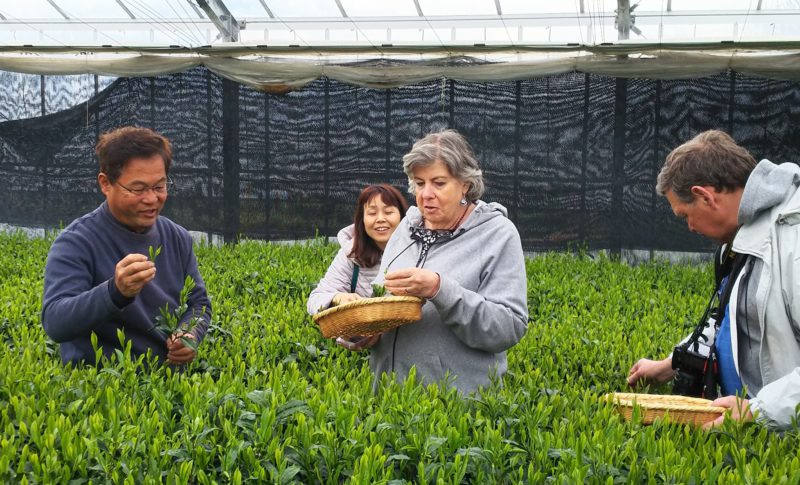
[115,177,174,197]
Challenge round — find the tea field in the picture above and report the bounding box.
[0,231,798,483]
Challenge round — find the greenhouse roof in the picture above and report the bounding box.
[2,0,800,47]
[1,1,800,89]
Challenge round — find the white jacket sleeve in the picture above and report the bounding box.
[306,246,357,315]
[749,238,800,431]
[750,368,800,430]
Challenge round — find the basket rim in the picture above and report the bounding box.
[312,295,423,321]
[605,392,726,413]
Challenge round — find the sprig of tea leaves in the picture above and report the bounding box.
[150,275,202,351]
[148,244,162,262]
[371,284,386,297]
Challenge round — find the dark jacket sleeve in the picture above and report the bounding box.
[41,232,120,343]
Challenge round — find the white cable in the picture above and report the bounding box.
[574,0,585,45]
[122,0,200,46]
[165,0,205,45]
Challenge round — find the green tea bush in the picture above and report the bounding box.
[0,232,797,483]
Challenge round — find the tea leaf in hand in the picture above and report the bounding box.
[179,275,196,305]
[148,245,162,262]
[371,284,386,297]
[148,276,203,358]
[180,335,199,351]
[154,304,176,334]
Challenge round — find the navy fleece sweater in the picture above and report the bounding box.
[42,202,211,365]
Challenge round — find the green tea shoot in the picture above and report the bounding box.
[148,244,162,262]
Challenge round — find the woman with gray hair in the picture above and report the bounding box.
[366,128,529,394]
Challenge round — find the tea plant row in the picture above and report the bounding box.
[0,232,797,483]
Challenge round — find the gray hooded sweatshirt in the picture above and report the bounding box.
[371,201,529,394]
[730,159,800,431]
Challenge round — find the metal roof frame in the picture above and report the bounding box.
[1,9,798,49]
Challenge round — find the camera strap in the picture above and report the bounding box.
[714,244,733,288]
[708,243,748,334]
[684,245,735,349]
[678,243,747,399]
[716,253,748,322]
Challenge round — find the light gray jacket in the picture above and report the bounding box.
[306,225,380,315]
[371,201,529,394]
[731,159,800,431]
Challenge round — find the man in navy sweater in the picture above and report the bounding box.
[42,126,212,366]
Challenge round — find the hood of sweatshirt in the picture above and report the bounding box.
[404,200,509,237]
[739,159,800,226]
[336,224,355,247]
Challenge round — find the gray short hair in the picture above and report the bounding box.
[401,128,485,201]
[657,130,757,202]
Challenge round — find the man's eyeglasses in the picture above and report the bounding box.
[115,178,174,197]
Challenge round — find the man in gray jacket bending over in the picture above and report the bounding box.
[42,126,211,366]
[628,129,800,431]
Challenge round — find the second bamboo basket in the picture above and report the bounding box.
[605,392,725,426]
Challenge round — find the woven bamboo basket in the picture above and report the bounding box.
[312,296,423,339]
[605,392,725,426]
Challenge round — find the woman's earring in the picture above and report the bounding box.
[459,196,467,206]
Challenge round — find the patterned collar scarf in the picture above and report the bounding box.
[409,203,471,267]
[409,224,453,267]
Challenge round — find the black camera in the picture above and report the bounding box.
[672,337,716,398]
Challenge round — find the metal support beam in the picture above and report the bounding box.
[196,0,239,42]
[612,77,628,256]
[5,11,800,35]
[115,0,136,19]
[413,0,423,17]
[4,10,800,48]
[186,0,205,19]
[617,0,631,40]
[222,78,240,243]
[40,75,46,116]
[257,0,275,18]
[333,0,348,18]
[46,0,70,20]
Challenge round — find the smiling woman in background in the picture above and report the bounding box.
[307,184,409,349]
[372,128,529,394]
